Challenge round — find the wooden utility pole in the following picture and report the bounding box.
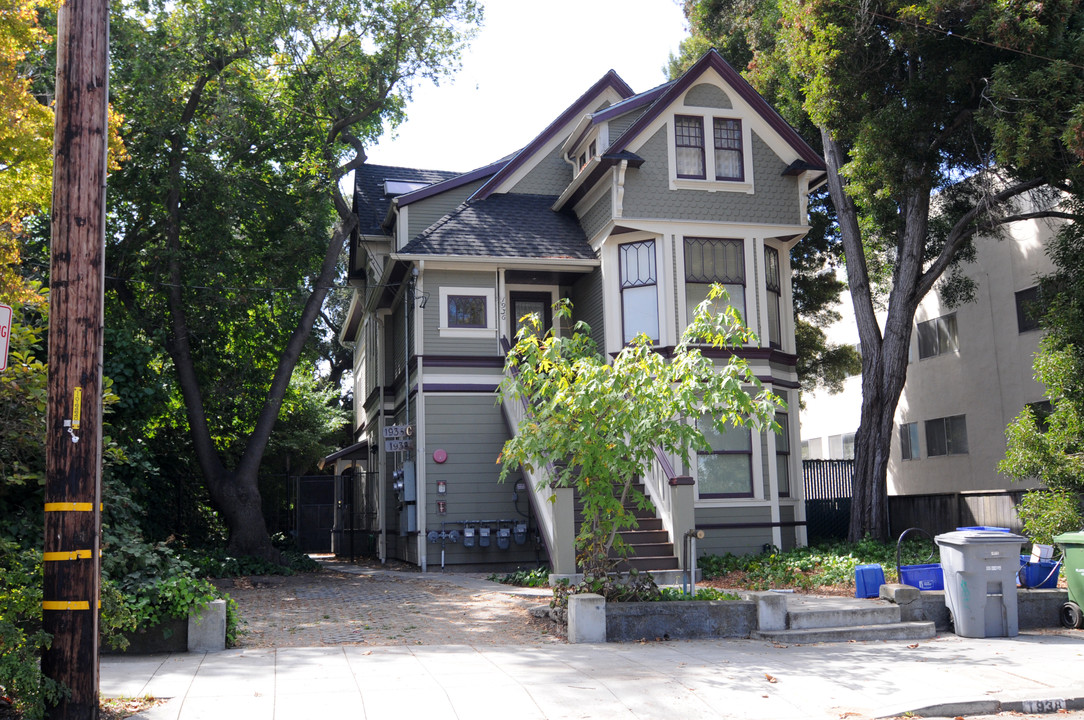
[42,0,109,715]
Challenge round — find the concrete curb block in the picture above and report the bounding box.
[879,693,1084,718]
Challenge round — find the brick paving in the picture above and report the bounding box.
[215,560,564,648]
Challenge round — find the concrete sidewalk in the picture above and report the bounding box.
[102,630,1084,720]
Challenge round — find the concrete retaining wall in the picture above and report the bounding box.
[918,589,1068,631]
[604,600,757,642]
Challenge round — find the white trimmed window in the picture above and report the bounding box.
[764,245,782,349]
[671,112,753,191]
[684,237,745,326]
[696,416,753,498]
[620,240,659,343]
[438,286,496,338]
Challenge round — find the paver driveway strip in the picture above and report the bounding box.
[215,560,561,648]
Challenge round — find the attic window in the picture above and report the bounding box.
[383,179,429,197]
[670,112,753,192]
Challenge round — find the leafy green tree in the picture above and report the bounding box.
[499,288,783,577]
[105,0,481,560]
[680,0,1084,540]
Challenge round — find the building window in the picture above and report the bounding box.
[675,115,706,179]
[764,245,782,349]
[684,237,745,325]
[619,240,659,343]
[916,313,958,359]
[438,286,496,338]
[842,432,855,460]
[713,118,743,181]
[697,416,753,498]
[800,439,810,460]
[899,422,920,460]
[447,295,486,328]
[925,414,968,457]
[1016,286,1042,333]
[776,413,791,497]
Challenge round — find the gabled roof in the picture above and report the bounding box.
[398,193,595,261]
[471,70,635,201]
[607,49,825,171]
[393,154,512,208]
[353,164,461,236]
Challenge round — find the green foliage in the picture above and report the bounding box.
[1016,490,1083,547]
[500,287,782,579]
[487,566,550,588]
[177,546,320,578]
[656,586,741,601]
[697,538,935,591]
[0,541,67,720]
[551,570,663,608]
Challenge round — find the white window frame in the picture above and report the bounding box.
[668,110,754,193]
[438,286,496,339]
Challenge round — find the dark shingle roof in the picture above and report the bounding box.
[353,164,461,235]
[400,193,595,261]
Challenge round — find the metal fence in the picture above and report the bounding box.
[803,459,854,544]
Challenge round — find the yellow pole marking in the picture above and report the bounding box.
[44,502,98,512]
[42,601,91,611]
[72,386,82,430]
[43,550,93,561]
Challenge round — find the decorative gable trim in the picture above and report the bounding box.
[607,49,825,171]
[472,70,635,201]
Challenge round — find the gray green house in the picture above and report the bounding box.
[324,49,826,572]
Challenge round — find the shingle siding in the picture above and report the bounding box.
[607,109,649,148]
[509,145,571,196]
[684,83,732,109]
[570,269,605,345]
[580,194,612,241]
[622,128,801,226]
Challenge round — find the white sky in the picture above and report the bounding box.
[365,0,691,173]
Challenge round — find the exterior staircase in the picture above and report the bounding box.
[573,479,681,575]
[750,595,936,643]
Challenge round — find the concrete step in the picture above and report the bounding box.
[752,620,936,644]
[787,603,901,630]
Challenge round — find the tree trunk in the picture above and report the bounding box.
[205,467,280,561]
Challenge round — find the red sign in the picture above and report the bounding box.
[0,304,11,371]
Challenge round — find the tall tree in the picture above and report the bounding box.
[106,0,481,560]
[682,0,1084,540]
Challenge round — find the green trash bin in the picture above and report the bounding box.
[1053,531,1084,629]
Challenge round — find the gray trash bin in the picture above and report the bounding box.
[935,529,1026,638]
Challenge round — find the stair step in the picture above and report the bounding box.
[787,604,901,630]
[615,556,681,571]
[752,621,936,644]
[617,529,670,544]
[576,517,663,531]
[608,542,674,559]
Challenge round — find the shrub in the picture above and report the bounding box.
[1017,489,1083,546]
[487,566,550,587]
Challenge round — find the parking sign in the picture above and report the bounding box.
[0,304,11,371]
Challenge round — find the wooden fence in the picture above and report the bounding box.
[803,460,854,543]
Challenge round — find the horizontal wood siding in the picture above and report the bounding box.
[778,504,797,551]
[406,180,486,239]
[695,505,774,556]
[421,395,537,566]
[422,269,501,357]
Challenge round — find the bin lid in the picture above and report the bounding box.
[1054,531,1084,545]
[935,529,1027,546]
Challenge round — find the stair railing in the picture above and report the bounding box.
[644,446,697,569]
[498,338,576,575]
